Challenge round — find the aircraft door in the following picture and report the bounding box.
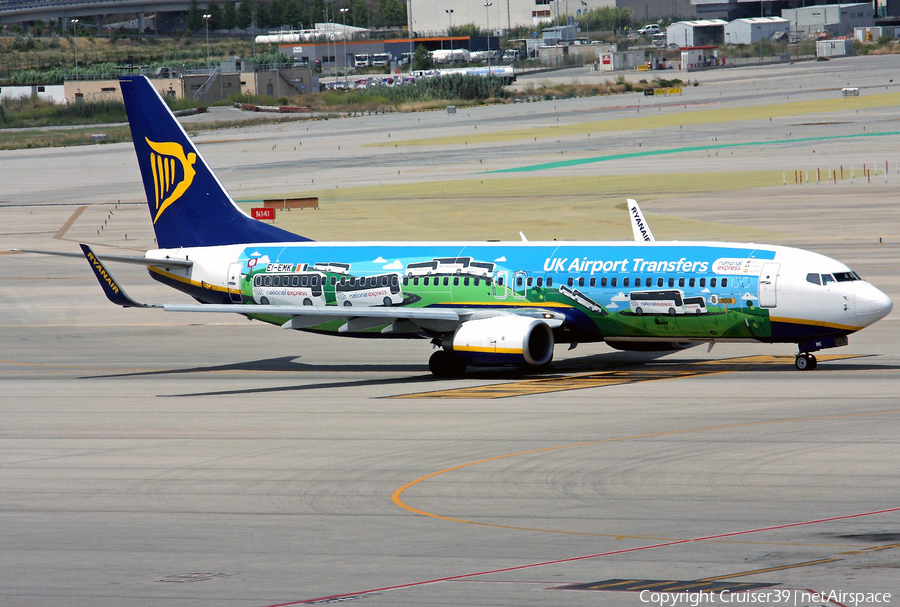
[227,262,244,303]
[493,270,508,299]
[513,271,527,299]
[758,263,779,308]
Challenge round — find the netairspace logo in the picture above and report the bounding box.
[639,589,892,607]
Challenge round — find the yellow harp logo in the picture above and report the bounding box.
[146,138,197,223]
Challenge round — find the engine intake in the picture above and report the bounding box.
[445,316,554,367]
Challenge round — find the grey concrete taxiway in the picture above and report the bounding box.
[2,55,899,606]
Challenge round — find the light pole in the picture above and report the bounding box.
[484,1,492,72]
[71,19,79,78]
[340,7,349,81]
[203,14,211,70]
[445,9,453,55]
[580,0,588,42]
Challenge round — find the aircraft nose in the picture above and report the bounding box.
[856,283,893,327]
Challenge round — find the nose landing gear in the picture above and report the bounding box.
[795,352,818,371]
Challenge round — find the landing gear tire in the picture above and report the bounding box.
[429,350,467,378]
[795,353,817,371]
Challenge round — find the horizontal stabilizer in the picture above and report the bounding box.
[16,248,192,268]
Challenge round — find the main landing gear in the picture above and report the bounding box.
[795,352,818,371]
[429,350,467,378]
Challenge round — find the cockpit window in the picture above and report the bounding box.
[821,274,835,285]
[806,273,821,285]
[833,272,859,282]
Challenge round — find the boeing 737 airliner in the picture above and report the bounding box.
[72,76,894,376]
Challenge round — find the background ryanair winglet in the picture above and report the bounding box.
[120,75,311,249]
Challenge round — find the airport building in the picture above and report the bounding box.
[409,0,695,35]
[782,3,874,37]
[724,16,791,44]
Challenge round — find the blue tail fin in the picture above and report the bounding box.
[119,75,311,249]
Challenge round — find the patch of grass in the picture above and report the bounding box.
[253,172,786,242]
[0,125,131,149]
[370,91,900,147]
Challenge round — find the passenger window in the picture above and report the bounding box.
[403,277,409,286]
[443,277,449,286]
[635,278,641,287]
[721,278,728,287]
[678,278,685,288]
[498,277,504,287]
[424,277,430,286]
[699,278,706,288]
[517,276,524,287]
[611,277,618,287]
[464,277,470,286]
[822,274,835,285]
[623,277,630,287]
[657,278,664,287]
[589,277,596,287]
[578,277,584,287]
[536,277,543,287]
[689,278,695,288]
[526,277,533,287]
[711,278,717,288]
[382,276,389,287]
[547,278,553,287]
[567,277,574,287]
[601,277,607,287]
[413,277,419,286]
[299,276,308,287]
[475,278,481,286]
[668,278,675,288]
[264,276,272,287]
[453,276,459,286]
[391,275,398,287]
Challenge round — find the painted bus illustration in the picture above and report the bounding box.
[558,284,606,315]
[465,261,495,278]
[406,258,495,277]
[313,261,351,275]
[433,257,473,274]
[335,273,403,307]
[253,271,328,306]
[406,260,439,276]
[629,290,686,316]
[683,296,708,314]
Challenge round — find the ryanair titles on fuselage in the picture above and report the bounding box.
[543,256,710,275]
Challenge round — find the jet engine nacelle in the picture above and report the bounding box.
[445,316,554,367]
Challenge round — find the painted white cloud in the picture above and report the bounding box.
[251,251,261,257]
[610,292,630,302]
[701,288,710,293]
[742,293,758,300]
[494,256,507,263]
[607,302,619,309]
[373,256,387,263]
[383,260,403,270]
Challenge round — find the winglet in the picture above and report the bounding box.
[627,199,655,242]
[80,244,152,308]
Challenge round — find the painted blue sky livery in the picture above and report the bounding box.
[80,75,893,376]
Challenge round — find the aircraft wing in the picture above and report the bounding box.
[80,244,565,334]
